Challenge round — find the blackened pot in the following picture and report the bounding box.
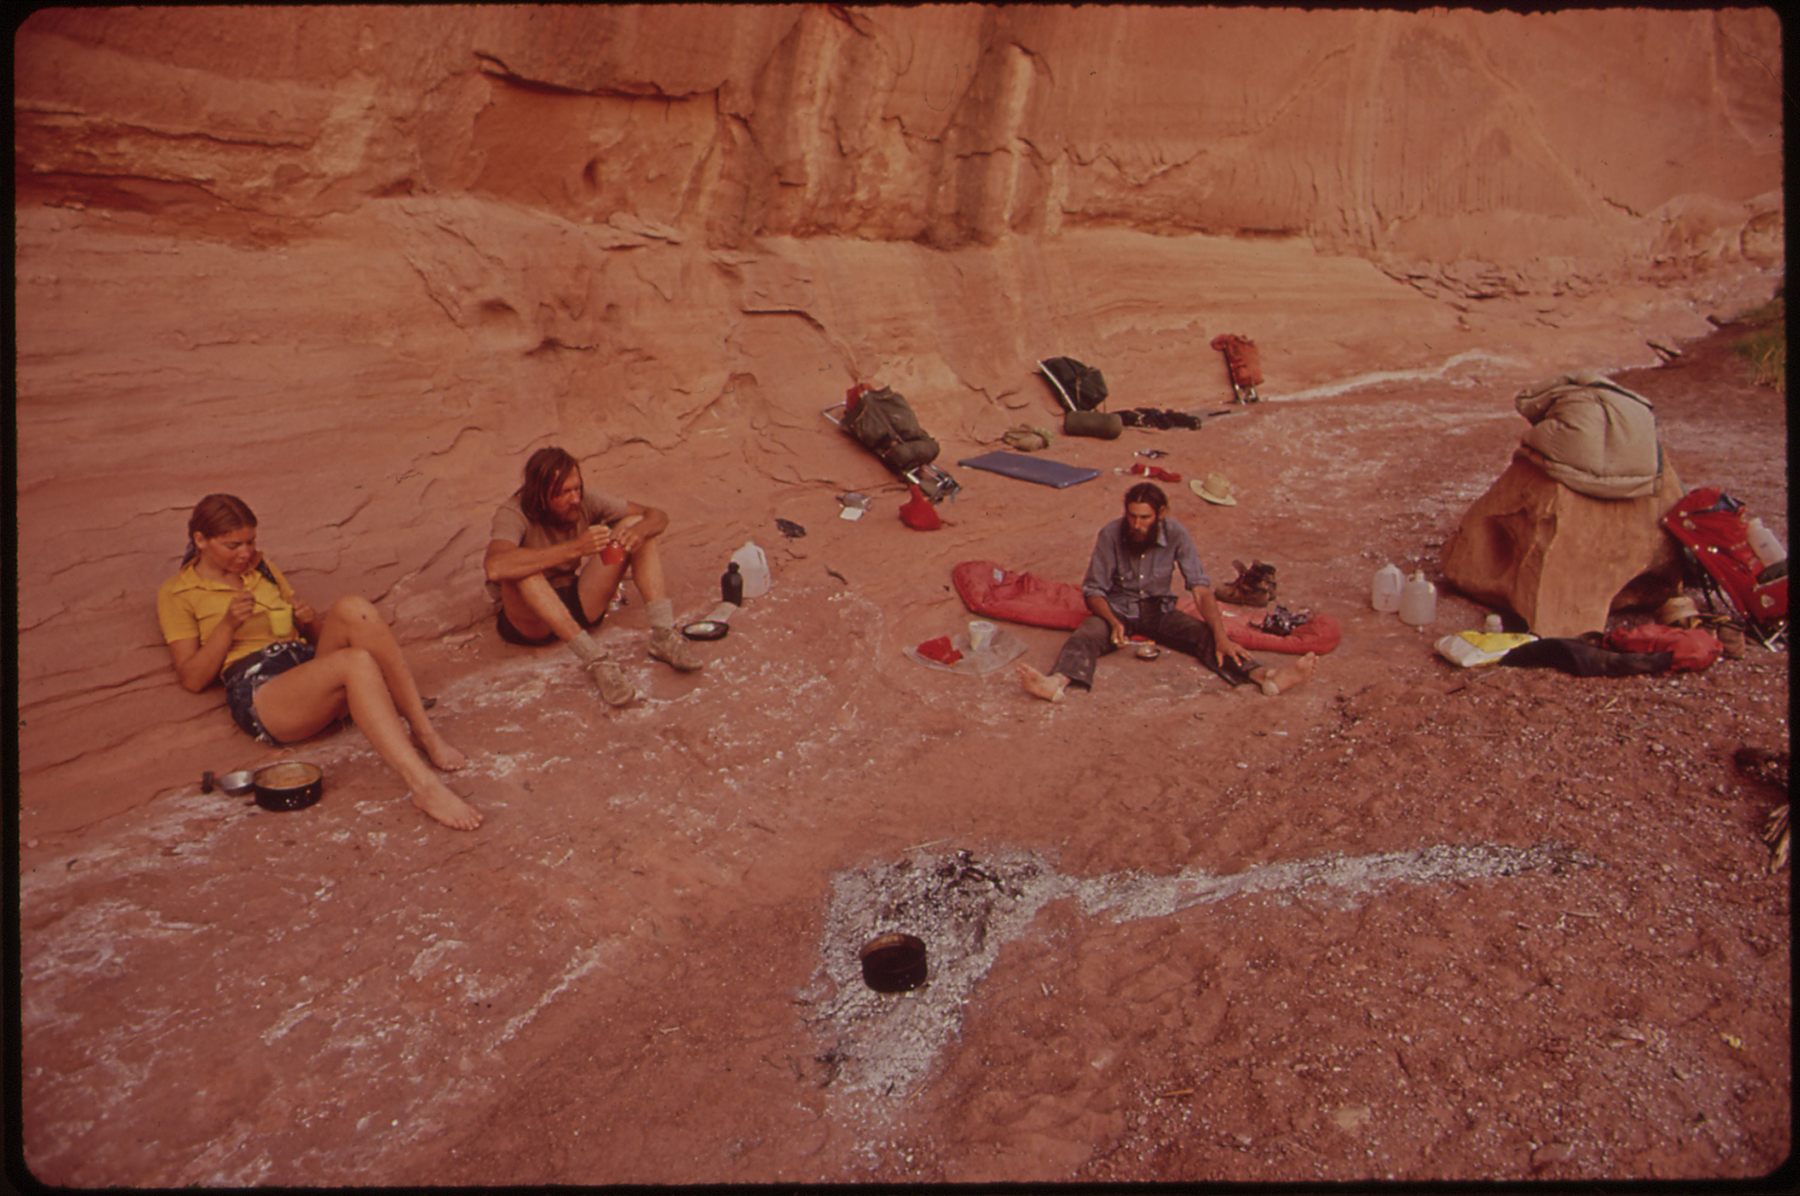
[252,761,323,812]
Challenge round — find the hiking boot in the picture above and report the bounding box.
[648,627,704,672]
[1215,559,1277,607]
[586,656,640,706]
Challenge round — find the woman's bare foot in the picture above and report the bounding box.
[1255,652,1318,695]
[417,732,468,772]
[411,779,483,830]
[1017,662,1071,703]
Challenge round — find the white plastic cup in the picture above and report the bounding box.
[968,620,997,652]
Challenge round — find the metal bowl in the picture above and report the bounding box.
[217,769,256,796]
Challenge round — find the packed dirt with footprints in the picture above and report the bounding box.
[18,315,1788,1185]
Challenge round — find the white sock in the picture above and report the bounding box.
[647,598,675,631]
[568,630,606,664]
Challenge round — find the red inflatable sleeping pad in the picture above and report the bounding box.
[951,560,1338,654]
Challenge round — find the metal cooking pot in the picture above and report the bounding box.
[859,932,928,993]
[251,761,324,811]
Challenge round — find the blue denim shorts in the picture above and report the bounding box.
[221,641,316,745]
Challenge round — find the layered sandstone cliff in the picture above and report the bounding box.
[17,7,1784,256]
[13,6,1784,829]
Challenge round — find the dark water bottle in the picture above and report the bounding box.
[721,561,744,605]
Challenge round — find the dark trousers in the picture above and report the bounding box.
[1053,602,1261,690]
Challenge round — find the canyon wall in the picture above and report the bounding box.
[17,7,1784,257]
[12,6,1784,829]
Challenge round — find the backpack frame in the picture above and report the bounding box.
[825,383,961,502]
[1662,486,1787,647]
[1036,357,1109,412]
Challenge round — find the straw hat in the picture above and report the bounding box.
[1191,472,1238,506]
[1657,595,1700,626]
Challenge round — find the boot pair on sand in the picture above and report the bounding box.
[1215,560,1277,607]
[577,628,702,705]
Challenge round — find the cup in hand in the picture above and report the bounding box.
[268,605,295,637]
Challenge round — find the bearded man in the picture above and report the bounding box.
[484,446,702,705]
[1017,482,1315,702]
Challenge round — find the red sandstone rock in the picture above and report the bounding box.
[1440,456,1689,637]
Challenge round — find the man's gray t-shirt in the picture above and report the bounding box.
[486,489,630,600]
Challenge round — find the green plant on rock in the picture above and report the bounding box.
[1731,296,1786,391]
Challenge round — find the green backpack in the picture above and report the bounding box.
[843,385,940,476]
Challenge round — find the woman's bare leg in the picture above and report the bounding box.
[313,596,465,770]
[254,648,482,831]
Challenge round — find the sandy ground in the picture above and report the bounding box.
[16,317,1789,1185]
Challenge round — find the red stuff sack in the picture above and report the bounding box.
[1601,624,1722,672]
[899,483,942,530]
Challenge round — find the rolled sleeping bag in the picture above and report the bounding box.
[1063,409,1123,439]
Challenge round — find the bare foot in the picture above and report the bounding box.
[1256,652,1318,695]
[1017,662,1070,703]
[411,780,483,830]
[417,732,468,772]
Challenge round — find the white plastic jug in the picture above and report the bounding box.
[730,542,771,598]
[1399,571,1437,627]
[1371,564,1404,612]
[1747,518,1787,569]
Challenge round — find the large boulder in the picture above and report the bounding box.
[1441,455,1687,637]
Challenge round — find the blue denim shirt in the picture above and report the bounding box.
[1081,516,1211,621]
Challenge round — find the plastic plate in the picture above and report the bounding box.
[682,620,729,641]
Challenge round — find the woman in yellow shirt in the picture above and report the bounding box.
[157,494,481,831]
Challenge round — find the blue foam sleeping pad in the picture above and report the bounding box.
[957,451,1103,489]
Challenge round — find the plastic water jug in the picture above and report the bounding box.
[730,542,771,598]
[1371,564,1404,612]
[1747,518,1786,569]
[1399,571,1437,627]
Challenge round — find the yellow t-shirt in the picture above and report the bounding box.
[156,560,301,669]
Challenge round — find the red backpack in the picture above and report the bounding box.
[1210,334,1262,403]
[1661,487,1787,641]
